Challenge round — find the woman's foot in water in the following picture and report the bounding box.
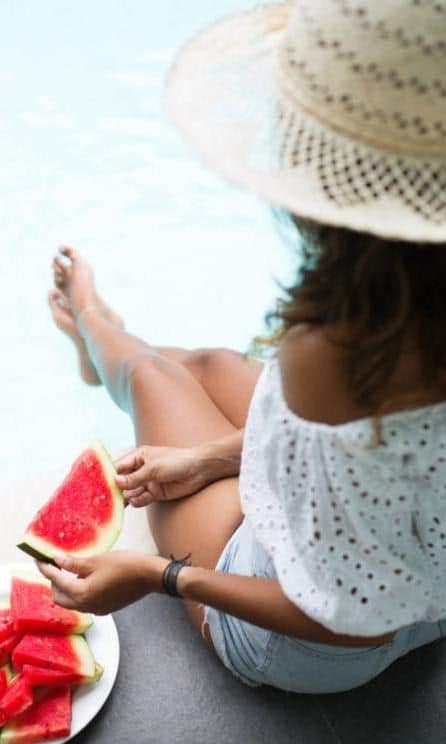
[49,246,123,385]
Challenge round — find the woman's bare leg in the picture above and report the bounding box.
[51,246,262,426]
[80,314,244,638]
[49,252,124,386]
[52,248,257,639]
[169,347,262,429]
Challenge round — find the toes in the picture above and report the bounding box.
[48,291,59,310]
[53,255,69,271]
[52,255,69,288]
[59,245,76,261]
[48,289,69,313]
[54,273,65,290]
[48,289,67,308]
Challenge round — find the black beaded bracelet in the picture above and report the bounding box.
[162,553,192,598]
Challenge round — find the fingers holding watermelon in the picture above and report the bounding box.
[114,444,219,504]
[36,552,169,615]
[114,448,147,481]
[36,557,93,611]
[121,481,165,507]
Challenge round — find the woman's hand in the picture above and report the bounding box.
[114,432,243,507]
[114,445,218,506]
[36,552,168,615]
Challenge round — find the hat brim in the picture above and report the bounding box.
[164,2,446,242]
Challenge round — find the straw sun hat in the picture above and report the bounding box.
[165,0,446,242]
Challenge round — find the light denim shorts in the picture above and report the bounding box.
[205,519,446,694]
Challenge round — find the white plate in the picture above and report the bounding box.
[0,563,120,743]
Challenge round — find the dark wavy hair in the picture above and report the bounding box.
[258,212,446,411]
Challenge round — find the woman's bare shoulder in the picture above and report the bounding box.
[277,324,365,425]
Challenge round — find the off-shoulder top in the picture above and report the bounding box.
[239,355,446,635]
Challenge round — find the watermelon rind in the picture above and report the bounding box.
[14,542,57,566]
[93,662,104,682]
[0,665,13,685]
[17,442,124,562]
[22,664,95,688]
[0,665,13,698]
[65,635,96,678]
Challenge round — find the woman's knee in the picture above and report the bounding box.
[181,347,244,384]
[124,347,246,394]
[125,351,177,388]
[122,351,173,405]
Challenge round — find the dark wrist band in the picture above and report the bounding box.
[162,553,192,598]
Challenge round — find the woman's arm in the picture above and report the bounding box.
[38,552,394,649]
[197,428,244,480]
[114,429,244,504]
[177,564,395,648]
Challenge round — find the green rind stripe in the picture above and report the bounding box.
[93,662,104,681]
[0,664,13,684]
[15,542,57,565]
[91,441,125,550]
[70,635,96,677]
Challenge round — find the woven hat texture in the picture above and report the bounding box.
[165,0,446,242]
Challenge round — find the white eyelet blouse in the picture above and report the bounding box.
[239,355,446,636]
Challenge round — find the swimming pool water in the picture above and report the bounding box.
[0,0,292,486]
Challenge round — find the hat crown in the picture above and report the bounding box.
[280,0,446,156]
[166,0,446,240]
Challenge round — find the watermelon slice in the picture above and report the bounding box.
[17,442,124,563]
[0,675,34,726]
[12,634,96,678]
[22,660,103,689]
[0,687,71,743]
[10,574,93,635]
[21,665,86,688]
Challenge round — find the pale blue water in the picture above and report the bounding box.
[0,0,292,485]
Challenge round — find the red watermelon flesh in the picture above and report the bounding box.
[0,675,34,726]
[22,660,102,688]
[0,668,7,698]
[12,634,95,678]
[0,686,71,743]
[11,577,92,635]
[0,665,12,698]
[0,632,22,656]
[17,443,124,562]
[22,665,85,688]
[0,610,14,643]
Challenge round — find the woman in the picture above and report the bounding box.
[40,0,446,693]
